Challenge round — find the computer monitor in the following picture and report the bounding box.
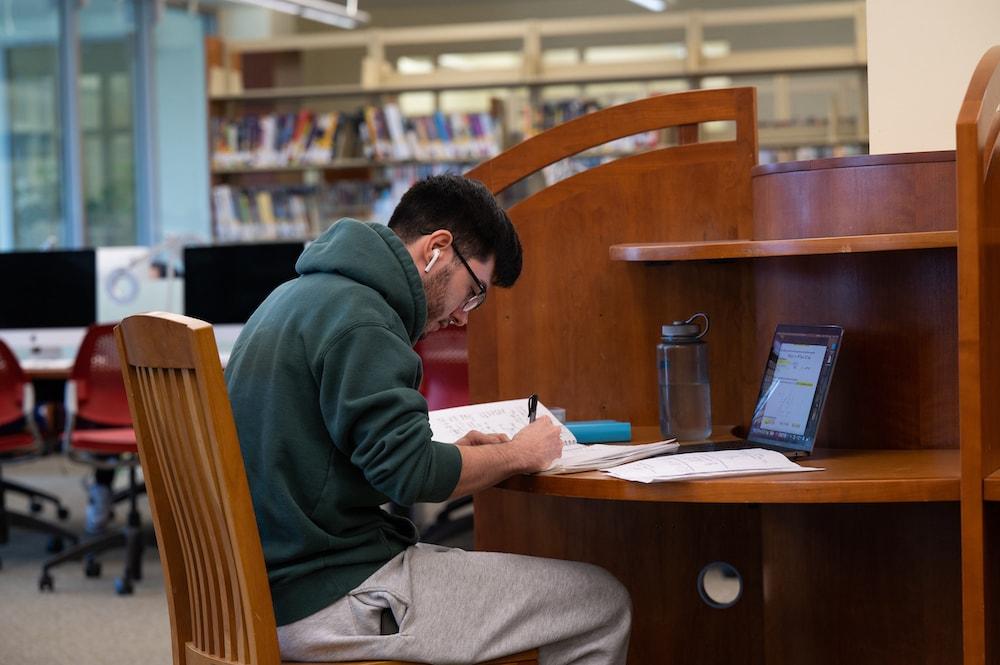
[183,242,303,326]
[0,248,97,360]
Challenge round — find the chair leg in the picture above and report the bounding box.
[111,481,145,506]
[6,512,79,550]
[38,530,127,591]
[2,479,70,519]
[39,465,149,595]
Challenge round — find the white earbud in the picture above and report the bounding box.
[424,248,441,273]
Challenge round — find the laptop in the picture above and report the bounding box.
[677,323,844,459]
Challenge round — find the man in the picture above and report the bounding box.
[225,174,631,665]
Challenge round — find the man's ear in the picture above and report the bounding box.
[423,229,453,258]
[409,229,452,275]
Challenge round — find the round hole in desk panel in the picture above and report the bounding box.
[697,561,743,609]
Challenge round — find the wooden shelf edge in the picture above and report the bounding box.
[609,230,958,262]
[496,448,960,504]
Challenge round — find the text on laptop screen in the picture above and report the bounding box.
[747,325,843,453]
[758,342,828,436]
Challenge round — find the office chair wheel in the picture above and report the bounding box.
[38,573,53,592]
[46,536,64,554]
[84,559,102,578]
[57,507,69,520]
[114,577,133,595]
[29,500,43,514]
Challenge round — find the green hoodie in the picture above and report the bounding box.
[224,219,463,626]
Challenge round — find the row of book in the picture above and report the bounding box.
[212,182,379,242]
[211,104,502,170]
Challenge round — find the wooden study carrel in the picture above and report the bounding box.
[463,47,1000,665]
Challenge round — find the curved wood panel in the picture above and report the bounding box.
[468,126,757,426]
[752,151,956,240]
[466,87,757,194]
[498,449,958,504]
[611,230,957,261]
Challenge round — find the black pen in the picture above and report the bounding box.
[528,393,538,423]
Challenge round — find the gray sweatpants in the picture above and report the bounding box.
[277,543,632,665]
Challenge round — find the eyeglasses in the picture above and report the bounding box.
[451,244,488,312]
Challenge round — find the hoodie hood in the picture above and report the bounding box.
[295,219,427,343]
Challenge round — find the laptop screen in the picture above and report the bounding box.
[746,324,844,455]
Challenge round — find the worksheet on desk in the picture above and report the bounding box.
[604,448,823,483]
[428,399,576,445]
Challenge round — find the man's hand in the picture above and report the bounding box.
[448,416,564,499]
[507,417,563,473]
[455,430,511,446]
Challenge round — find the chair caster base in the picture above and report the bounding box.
[84,559,102,578]
[114,577,133,595]
[38,573,53,592]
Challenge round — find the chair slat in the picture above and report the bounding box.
[180,368,242,660]
[148,367,212,652]
[165,367,226,657]
[135,365,206,652]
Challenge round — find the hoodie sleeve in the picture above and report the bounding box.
[317,323,462,506]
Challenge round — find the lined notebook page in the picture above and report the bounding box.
[428,399,576,445]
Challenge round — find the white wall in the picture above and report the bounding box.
[867,0,1000,154]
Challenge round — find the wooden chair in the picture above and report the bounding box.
[114,312,537,665]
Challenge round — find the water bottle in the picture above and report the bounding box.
[657,312,712,441]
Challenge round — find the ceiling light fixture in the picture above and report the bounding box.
[627,0,666,11]
[226,0,369,29]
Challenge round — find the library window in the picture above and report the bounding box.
[0,0,209,251]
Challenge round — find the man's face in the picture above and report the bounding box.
[422,249,494,337]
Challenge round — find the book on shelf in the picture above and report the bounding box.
[428,398,678,475]
[211,181,378,241]
[210,105,501,171]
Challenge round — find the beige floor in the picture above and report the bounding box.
[0,455,171,665]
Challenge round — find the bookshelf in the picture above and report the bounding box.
[205,2,868,240]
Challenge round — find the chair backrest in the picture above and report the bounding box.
[114,312,280,665]
[0,339,28,426]
[73,323,132,426]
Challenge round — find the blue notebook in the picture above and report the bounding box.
[565,420,632,444]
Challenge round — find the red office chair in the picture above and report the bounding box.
[38,323,148,594]
[0,339,78,569]
[415,326,470,409]
[414,326,474,545]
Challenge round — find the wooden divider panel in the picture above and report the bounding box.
[466,90,758,426]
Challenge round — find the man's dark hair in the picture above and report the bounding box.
[388,174,523,287]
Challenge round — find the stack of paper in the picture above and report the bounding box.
[603,448,822,483]
[542,440,679,474]
[428,399,678,474]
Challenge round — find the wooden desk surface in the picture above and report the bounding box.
[499,446,960,504]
